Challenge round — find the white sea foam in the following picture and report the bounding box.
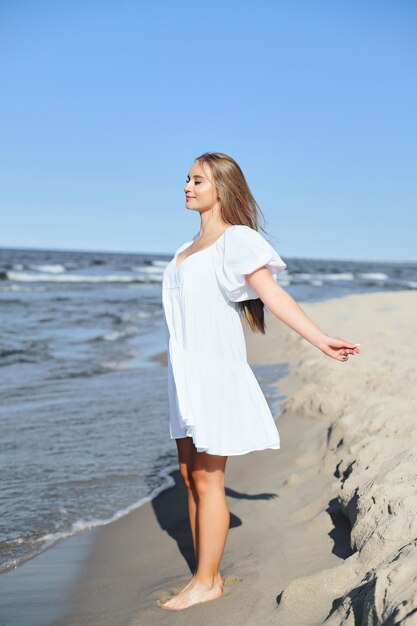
[322,272,354,281]
[29,264,66,273]
[359,272,388,281]
[136,311,152,318]
[0,284,47,292]
[291,272,354,282]
[132,266,163,283]
[6,271,150,283]
[133,265,165,274]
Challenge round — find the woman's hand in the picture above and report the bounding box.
[316,336,362,362]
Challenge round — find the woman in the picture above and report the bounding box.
[159,152,361,611]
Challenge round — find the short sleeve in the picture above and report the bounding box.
[214,225,287,302]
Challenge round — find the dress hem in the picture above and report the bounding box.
[170,434,280,456]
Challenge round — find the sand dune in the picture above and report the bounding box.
[246,291,417,625]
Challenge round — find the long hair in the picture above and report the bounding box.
[194,151,272,334]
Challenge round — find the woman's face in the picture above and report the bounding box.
[184,161,218,212]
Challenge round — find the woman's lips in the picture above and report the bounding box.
[186,196,195,199]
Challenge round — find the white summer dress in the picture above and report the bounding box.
[161,224,287,456]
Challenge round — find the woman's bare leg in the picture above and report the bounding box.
[162,447,229,610]
[175,437,198,563]
[174,437,224,587]
[192,450,229,588]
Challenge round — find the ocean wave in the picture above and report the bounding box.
[0,348,38,367]
[289,272,355,282]
[5,271,161,284]
[0,349,26,358]
[0,538,25,548]
[96,312,124,324]
[28,264,66,273]
[0,462,179,574]
[132,265,166,274]
[323,272,354,281]
[358,272,388,281]
[0,341,50,366]
[136,311,153,318]
[98,326,139,342]
[0,284,47,292]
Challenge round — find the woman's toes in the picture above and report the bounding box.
[159,599,175,610]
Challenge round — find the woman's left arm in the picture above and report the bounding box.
[246,267,362,362]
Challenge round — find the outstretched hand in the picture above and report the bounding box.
[317,336,362,362]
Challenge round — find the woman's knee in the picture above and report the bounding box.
[190,468,224,497]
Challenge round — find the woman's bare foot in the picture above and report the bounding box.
[160,578,222,611]
[173,571,223,595]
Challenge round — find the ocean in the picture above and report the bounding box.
[1,245,416,574]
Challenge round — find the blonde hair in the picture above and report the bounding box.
[195,151,271,334]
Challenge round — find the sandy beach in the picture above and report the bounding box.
[2,289,416,625]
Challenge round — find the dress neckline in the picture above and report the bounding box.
[174,226,236,270]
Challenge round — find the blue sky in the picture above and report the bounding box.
[0,1,416,261]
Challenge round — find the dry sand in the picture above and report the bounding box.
[4,290,416,626]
